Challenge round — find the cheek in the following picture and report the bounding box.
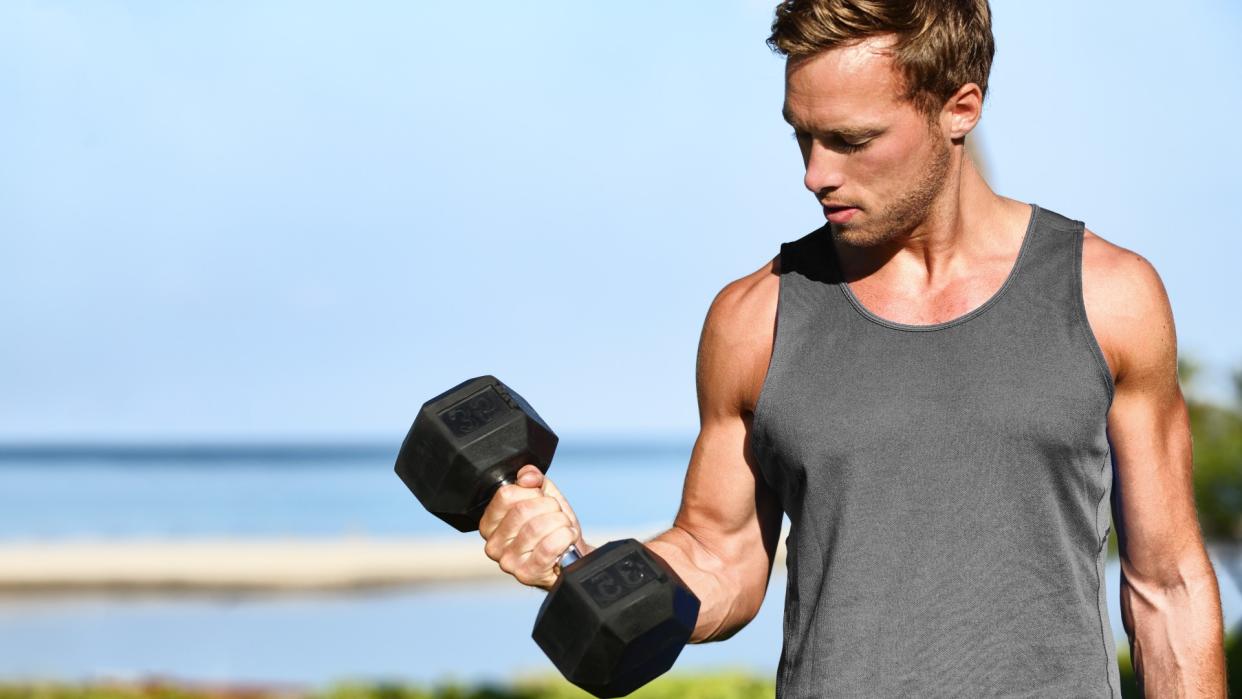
[868,128,939,180]
[849,138,911,188]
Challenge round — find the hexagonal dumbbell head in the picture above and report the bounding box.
[532,539,701,698]
[394,375,558,532]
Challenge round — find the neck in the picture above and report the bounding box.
[836,141,1022,282]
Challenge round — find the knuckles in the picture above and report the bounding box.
[479,486,547,537]
[492,484,525,508]
[535,532,565,559]
[488,514,574,585]
[512,498,542,519]
[480,483,575,589]
[514,511,567,551]
[483,537,502,562]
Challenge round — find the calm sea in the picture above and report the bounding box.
[0,441,694,539]
[0,442,1238,686]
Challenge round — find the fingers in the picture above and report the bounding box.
[482,496,563,561]
[511,510,578,559]
[479,465,577,538]
[495,513,580,588]
[537,474,579,524]
[515,463,543,487]
[476,463,583,590]
[478,475,544,540]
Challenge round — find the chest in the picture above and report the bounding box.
[749,312,1113,504]
[843,270,1013,328]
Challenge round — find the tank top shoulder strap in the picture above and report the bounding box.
[778,223,837,283]
[1004,204,1115,402]
[773,224,855,335]
[1006,204,1084,295]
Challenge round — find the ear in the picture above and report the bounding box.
[941,82,984,140]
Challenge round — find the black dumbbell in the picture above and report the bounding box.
[394,375,700,698]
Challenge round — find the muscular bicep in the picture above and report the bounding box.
[636,262,785,642]
[673,266,785,599]
[1096,251,1210,587]
[676,413,784,581]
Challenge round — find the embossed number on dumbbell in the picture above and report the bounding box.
[438,387,505,437]
[583,552,658,608]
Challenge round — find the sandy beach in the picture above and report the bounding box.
[0,525,788,595]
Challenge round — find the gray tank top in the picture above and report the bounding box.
[751,204,1121,697]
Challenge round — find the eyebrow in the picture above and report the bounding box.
[781,105,884,140]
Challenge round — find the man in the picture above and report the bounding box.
[479,1,1228,695]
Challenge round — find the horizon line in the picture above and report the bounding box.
[0,433,698,462]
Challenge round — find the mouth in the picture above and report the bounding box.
[823,204,860,224]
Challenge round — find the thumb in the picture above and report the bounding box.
[538,473,579,523]
[515,464,544,488]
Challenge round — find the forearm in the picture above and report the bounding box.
[642,525,767,644]
[1122,562,1227,697]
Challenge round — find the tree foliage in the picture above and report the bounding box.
[1180,357,1242,544]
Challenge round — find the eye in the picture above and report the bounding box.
[790,130,870,153]
[837,137,869,153]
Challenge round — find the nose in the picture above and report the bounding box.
[802,140,846,197]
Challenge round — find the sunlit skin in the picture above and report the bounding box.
[785,41,952,247]
[476,31,1227,693]
[784,34,1035,324]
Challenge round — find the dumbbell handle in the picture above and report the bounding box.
[558,545,583,569]
[499,476,582,570]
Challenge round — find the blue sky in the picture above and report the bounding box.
[2,1,1239,441]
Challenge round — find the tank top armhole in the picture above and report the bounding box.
[1071,222,1118,409]
[750,243,789,450]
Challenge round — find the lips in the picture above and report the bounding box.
[823,205,859,224]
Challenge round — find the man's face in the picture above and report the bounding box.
[783,35,952,247]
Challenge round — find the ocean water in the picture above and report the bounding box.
[0,442,694,539]
[0,440,782,685]
[0,443,1238,686]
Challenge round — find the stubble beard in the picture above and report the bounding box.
[831,132,953,248]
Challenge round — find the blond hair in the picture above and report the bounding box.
[768,0,995,118]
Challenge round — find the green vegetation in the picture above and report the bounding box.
[325,671,773,699]
[1181,358,1242,590]
[0,672,774,699]
[1181,358,1242,536]
[1,633,1240,699]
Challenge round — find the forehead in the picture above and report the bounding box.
[782,36,910,127]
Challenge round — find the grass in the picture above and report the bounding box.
[0,673,774,699]
[2,632,1238,699]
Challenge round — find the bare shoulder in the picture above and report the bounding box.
[1080,228,1176,388]
[697,256,781,416]
[707,256,780,330]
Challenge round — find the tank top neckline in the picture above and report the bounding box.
[828,203,1041,333]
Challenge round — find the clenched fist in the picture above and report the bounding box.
[478,463,594,589]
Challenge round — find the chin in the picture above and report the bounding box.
[830,222,870,245]
[833,220,901,248]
